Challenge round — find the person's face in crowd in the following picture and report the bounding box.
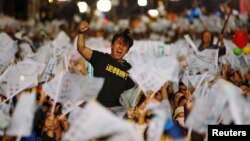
[202,31,212,45]
[44,105,50,112]
[54,104,62,115]
[111,37,129,61]
[186,99,193,110]
[191,0,198,8]
[179,84,187,94]
[178,97,188,107]
[233,72,243,83]
[139,101,146,111]
[222,64,230,73]
[155,91,162,101]
[240,85,250,97]
[200,6,207,14]
[173,92,185,108]
[127,108,135,119]
[185,89,193,100]
[243,72,250,81]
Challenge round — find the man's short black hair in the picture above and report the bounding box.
[111,28,133,49]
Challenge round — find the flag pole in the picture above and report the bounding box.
[215,8,233,47]
[132,87,142,108]
[16,131,22,141]
[51,72,64,115]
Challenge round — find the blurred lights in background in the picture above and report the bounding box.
[77,1,88,13]
[138,0,147,7]
[111,0,119,6]
[148,9,159,17]
[97,0,112,12]
[48,0,54,3]
[49,0,73,3]
[57,0,71,1]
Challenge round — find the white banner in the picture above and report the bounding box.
[42,72,104,113]
[212,79,247,124]
[63,101,142,141]
[187,54,218,75]
[0,32,17,74]
[196,49,219,66]
[129,55,180,95]
[0,59,45,99]
[38,57,56,83]
[6,93,36,136]
[185,89,227,133]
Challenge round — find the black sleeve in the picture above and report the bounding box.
[197,44,204,52]
[88,50,105,68]
[218,47,226,57]
[126,76,135,90]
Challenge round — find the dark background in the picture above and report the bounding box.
[0,0,240,21]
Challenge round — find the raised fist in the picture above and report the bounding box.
[78,21,89,33]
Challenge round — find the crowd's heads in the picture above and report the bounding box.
[172,91,186,109]
[231,71,244,86]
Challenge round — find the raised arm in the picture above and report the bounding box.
[217,33,226,56]
[161,82,168,100]
[77,21,93,61]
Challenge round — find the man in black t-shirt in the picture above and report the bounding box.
[77,21,135,107]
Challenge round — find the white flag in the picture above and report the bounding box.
[220,106,233,124]
[53,31,71,45]
[212,79,246,124]
[196,49,219,66]
[186,54,218,75]
[125,52,153,68]
[129,55,180,95]
[244,55,250,67]
[186,79,248,133]
[52,31,73,74]
[63,101,142,141]
[171,39,194,57]
[42,72,104,112]
[0,32,15,56]
[38,57,56,83]
[0,102,11,115]
[61,100,85,116]
[146,100,173,141]
[186,73,214,89]
[184,34,198,53]
[226,55,241,70]
[32,44,53,64]
[0,59,45,99]
[119,85,141,108]
[6,93,36,136]
[131,40,166,59]
[185,89,227,133]
[0,32,17,74]
[0,110,10,131]
[67,106,84,126]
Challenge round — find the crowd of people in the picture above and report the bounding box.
[0,1,250,141]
